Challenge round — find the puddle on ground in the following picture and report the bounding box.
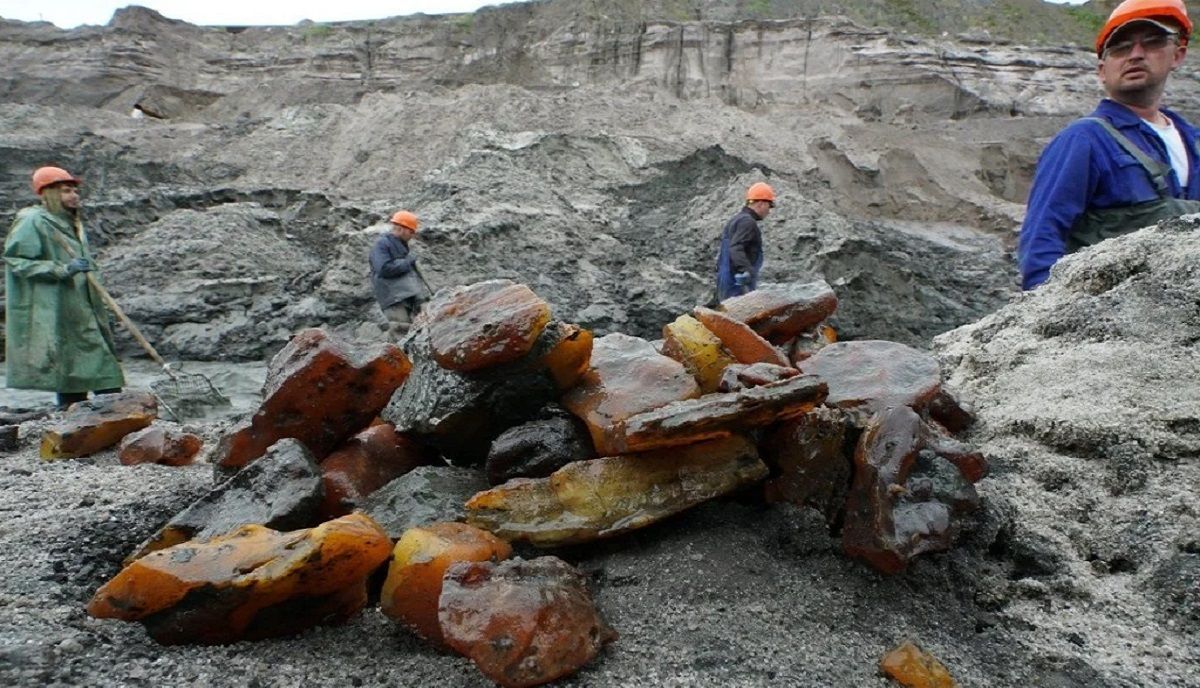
[0,358,267,422]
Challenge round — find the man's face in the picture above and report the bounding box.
[55,183,81,210]
[1098,24,1187,103]
[750,200,773,218]
[391,224,416,241]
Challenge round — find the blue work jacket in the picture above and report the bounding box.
[715,207,765,301]
[1017,99,1200,289]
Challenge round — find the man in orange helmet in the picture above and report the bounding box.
[4,167,124,410]
[369,210,426,336]
[715,181,775,301]
[1018,0,1200,289]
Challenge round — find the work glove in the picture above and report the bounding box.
[733,271,750,292]
[65,258,93,276]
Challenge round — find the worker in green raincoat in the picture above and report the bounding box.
[4,166,124,410]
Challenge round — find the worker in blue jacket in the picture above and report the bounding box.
[715,182,775,301]
[1018,0,1200,290]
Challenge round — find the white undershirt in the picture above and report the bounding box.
[1144,115,1190,188]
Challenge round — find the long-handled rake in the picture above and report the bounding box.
[51,223,229,421]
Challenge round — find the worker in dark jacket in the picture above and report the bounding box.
[369,210,426,335]
[715,181,775,301]
[4,166,124,410]
[1018,0,1200,290]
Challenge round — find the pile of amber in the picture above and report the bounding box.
[87,278,984,687]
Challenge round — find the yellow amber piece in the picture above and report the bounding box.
[880,641,957,688]
[661,314,738,393]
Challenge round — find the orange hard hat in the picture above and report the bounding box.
[31,166,81,195]
[1096,0,1192,56]
[390,210,419,230]
[746,182,776,204]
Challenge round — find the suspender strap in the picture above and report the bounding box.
[1083,116,1172,197]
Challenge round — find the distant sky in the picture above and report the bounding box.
[0,0,1089,30]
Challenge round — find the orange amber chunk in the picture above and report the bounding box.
[797,340,941,417]
[88,513,392,645]
[561,333,699,456]
[118,426,202,466]
[718,281,838,343]
[880,641,957,688]
[540,322,594,390]
[693,307,790,367]
[379,522,512,646]
[425,280,551,372]
[41,391,157,460]
[213,328,412,470]
[319,424,437,519]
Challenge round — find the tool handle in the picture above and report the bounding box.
[51,221,172,373]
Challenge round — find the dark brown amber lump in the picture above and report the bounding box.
[879,641,957,688]
[88,513,392,645]
[118,426,203,466]
[439,557,616,688]
[424,279,551,372]
[693,306,790,367]
[718,281,838,343]
[213,328,412,470]
[466,435,767,546]
[41,391,157,460]
[560,333,700,456]
[761,408,850,526]
[379,522,512,647]
[318,423,437,519]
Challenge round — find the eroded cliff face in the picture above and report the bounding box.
[3,4,1184,359]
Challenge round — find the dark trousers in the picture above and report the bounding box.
[57,387,122,411]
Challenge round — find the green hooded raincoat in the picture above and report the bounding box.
[4,206,125,393]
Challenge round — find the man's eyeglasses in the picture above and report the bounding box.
[1103,32,1180,59]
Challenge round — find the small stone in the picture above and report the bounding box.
[439,557,617,688]
[879,640,956,688]
[117,426,203,466]
[41,391,157,460]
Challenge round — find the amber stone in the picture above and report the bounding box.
[379,522,512,646]
[788,323,838,364]
[661,314,738,393]
[540,323,594,390]
[318,424,437,519]
[614,374,827,454]
[841,407,982,574]
[424,280,551,372]
[692,306,790,367]
[118,426,203,467]
[439,557,616,688]
[796,340,941,419]
[879,641,957,688]
[126,438,322,563]
[560,333,700,456]
[761,408,850,526]
[41,391,157,460]
[718,281,839,343]
[88,513,392,645]
[716,362,800,392]
[927,387,975,435]
[466,435,767,546]
[213,328,412,470]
